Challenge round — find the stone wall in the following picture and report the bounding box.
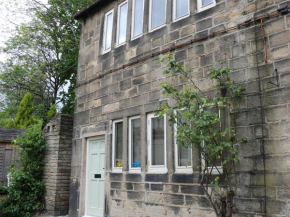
[71,0,290,216]
[43,114,73,216]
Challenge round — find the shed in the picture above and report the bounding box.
[0,128,22,183]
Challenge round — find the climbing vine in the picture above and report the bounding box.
[156,53,245,217]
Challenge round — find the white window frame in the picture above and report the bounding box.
[116,1,128,47]
[174,119,193,174]
[129,116,142,173]
[173,0,190,22]
[197,0,216,12]
[112,119,123,172]
[147,113,167,173]
[103,9,114,54]
[201,109,223,175]
[131,0,145,40]
[149,0,167,32]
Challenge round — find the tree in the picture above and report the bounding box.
[14,93,34,129]
[0,0,95,123]
[157,54,245,217]
[47,104,56,119]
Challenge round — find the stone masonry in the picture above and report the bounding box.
[71,0,290,216]
[43,114,73,216]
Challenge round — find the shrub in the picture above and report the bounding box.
[14,93,35,129]
[47,104,56,119]
[0,123,46,217]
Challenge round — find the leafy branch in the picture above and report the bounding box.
[156,53,245,217]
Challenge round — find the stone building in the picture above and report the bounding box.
[70,0,290,216]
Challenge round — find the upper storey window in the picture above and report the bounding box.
[173,0,190,22]
[132,0,144,39]
[149,0,166,32]
[117,1,128,46]
[103,9,114,53]
[197,0,216,12]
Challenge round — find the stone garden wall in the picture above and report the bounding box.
[43,114,73,216]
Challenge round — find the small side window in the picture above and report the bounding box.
[197,0,216,12]
[116,1,128,46]
[173,0,190,22]
[147,113,167,173]
[103,9,114,53]
[129,116,142,173]
[112,120,123,172]
[149,0,166,32]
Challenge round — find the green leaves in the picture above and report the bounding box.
[0,123,46,216]
[0,0,96,122]
[14,93,35,129]
[157,53,245,202]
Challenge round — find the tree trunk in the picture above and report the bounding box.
[226,191,234,217]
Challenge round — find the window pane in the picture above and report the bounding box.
[151,117,165,165]
[115,122,123,167]
[133,0,144,38]
[118,3,128,45]
[204,143,222,168]
[202,0,213,7]
[131,118,141,168]
[178,146,191,167]
[105,12,113,50]
[151,0,166,30]
[176,0,189,19]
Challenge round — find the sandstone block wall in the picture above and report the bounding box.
[70,0,290,216]
[43,114,73,216]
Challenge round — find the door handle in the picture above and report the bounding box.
[94,174,101,178]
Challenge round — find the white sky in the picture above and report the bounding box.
[0,0,69,110]
[0,0,48,61]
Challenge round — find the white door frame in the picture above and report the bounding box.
[85,137,105,217]
[80,132,107,217]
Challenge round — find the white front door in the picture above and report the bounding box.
[86,137,105,217]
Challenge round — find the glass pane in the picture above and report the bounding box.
[202,0,213,7]
[131,118,141,168]
[151,117,165,165]
[105,12,113,50]
[151,0,166,30]
[118,3,128,45]
[176,0,189,19]
[133,0,144,38]
[115,122,123,167]
[204,143,222,168]
[178,145,192,167]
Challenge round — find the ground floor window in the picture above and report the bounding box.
[147,113,167,173]
[129,116,141,172]
[112,119,123,172]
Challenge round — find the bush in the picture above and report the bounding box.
[0,123,46,217]
[14,93,35,129]
[0,183,7,195]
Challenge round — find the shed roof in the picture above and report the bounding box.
[75,0,116,20]
[0,128,22,143]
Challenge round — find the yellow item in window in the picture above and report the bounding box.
[117,160,123,167]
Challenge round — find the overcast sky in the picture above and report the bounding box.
[0,0,48,62]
